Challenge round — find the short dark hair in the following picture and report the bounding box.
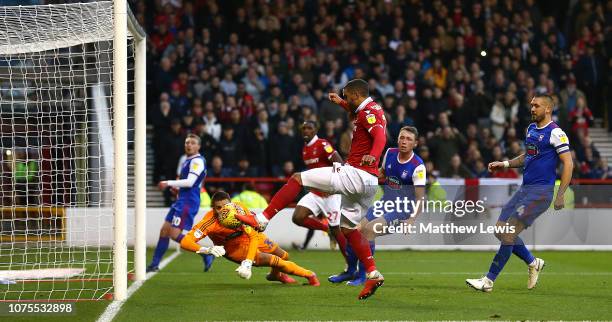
[343,78,369,97]
[534,93,554,108]
[211,191,231,203]
[302,120,318,129]
[399,126,419,138]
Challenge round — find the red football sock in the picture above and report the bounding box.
[301,216,329,231]
[262,177,302,220]
[345,229,376,273]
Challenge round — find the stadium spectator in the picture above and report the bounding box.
[133,0,611,189]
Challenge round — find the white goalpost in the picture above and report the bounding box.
[0,1,146,301]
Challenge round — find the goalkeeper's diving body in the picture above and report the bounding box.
[147,134,215,272]
[181,191,320,285]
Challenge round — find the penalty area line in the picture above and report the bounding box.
[96,250,181,322]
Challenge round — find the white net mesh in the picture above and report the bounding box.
[0,1,136,301]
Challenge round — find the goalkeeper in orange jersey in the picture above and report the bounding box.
[180,191,320,285]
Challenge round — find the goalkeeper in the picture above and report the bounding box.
[181,191,320,285]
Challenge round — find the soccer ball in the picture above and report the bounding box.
[217,202,245,229]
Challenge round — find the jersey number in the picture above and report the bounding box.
[327,211,339,224]
[172,216,181,226]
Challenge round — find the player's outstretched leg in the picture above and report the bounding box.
[236,173,304,230]
[258,249,314,285]
[343,228,384,299]
[467,220,525,292]
[265,251,297,284]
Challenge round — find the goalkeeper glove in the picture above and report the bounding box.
[235,259,253,279]
[196,245,226,257]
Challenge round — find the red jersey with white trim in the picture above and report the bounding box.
[302,136,336,197]
[302,136,336,170]
[347,97,387,176]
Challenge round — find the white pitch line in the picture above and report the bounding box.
[96,250,181,322]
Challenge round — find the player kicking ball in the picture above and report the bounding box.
[293,121,348,263]
[466,94,573,292]
[180,192,320,286]
[236,79,386,299]
[147,134,215,272]
[334,126,426,286]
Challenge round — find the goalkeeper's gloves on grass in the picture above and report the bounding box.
[236,259,253,279]
[196,246,226,257]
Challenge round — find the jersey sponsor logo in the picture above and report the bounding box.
[304,158,320,165]
[324,145,333,153]
[194,229,203,239]
[387,176,401,190]
[526,143,539,156]
[416,169,425,180]
[366,114,376,124]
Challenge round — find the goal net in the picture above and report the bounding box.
[0,1,146,301]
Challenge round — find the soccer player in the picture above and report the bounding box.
[237,79,386,299]
[335,126,426,286]
[180,191,320,285]
[147,134,214,272]
[293,121,347,257]
[466,94,573,292]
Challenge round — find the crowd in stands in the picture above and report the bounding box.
[131,0,612,197]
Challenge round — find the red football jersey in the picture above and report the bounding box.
[347,97,387,176]
[302,136,336,170]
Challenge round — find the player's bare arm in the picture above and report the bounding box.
[554,152,573,210]
[488,153,525,172]
[407,186,426,224]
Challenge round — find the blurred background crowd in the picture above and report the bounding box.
[126,0,612,196]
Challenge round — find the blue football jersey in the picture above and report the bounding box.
[175,154,207,206]
[522,121,570,185]
[381,148,426,199]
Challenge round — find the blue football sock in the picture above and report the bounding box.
[486,244,513,281]
[512,237,535,265]
[369,241,376,256]
[150,236,169,267]
[345,245,358,274]
[174,233,185,243]
[356,261,366,280]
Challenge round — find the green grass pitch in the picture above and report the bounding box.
[7,250,612,321]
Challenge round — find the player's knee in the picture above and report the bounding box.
[328,225,340,237]
[159,226,169,238]
[493,231,503,241]
[362,225,376,241]
[499,233,516,245]
[292,212,306,226]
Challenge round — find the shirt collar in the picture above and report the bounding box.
[397,151,414,164]
[306,135,319,147]
[355,97,373,113]
[535,121,553,129]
